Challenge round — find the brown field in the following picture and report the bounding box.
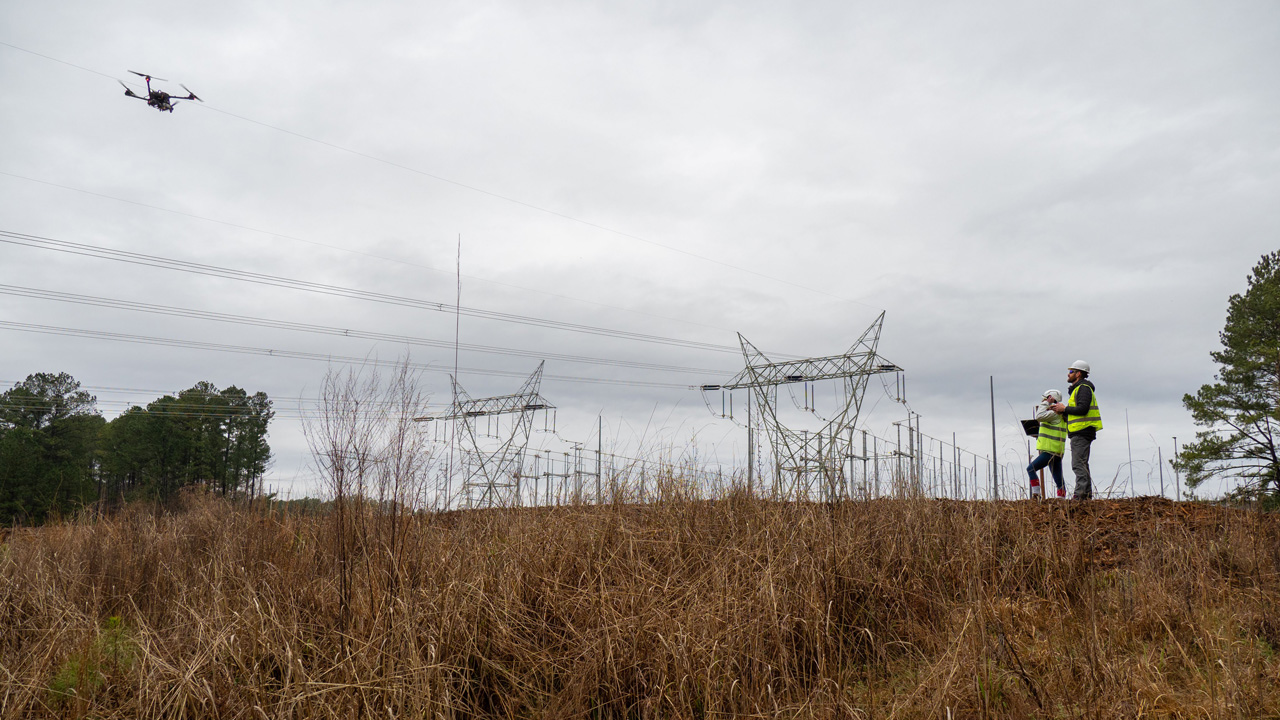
[1,494,1277,719]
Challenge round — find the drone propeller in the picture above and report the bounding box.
[179,84,202,102]
[128,70,168,82]
[118,80,141,99]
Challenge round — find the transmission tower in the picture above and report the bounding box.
[713,312,900,500]
[416,361,554,508]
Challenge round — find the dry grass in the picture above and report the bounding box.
[1,493,1277,719]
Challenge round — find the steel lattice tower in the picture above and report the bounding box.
[720,312,900,500]
[416,362,553,508]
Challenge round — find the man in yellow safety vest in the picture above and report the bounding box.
[1050,360,1102,499]
[1027,389,1067,498]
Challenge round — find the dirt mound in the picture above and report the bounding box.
[1015,496,1246,569]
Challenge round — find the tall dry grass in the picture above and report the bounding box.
[1,493,1277,718]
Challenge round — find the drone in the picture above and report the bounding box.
[119,71,201,113]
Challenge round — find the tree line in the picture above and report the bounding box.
[0,252,1274,522]
[0,373,273,525]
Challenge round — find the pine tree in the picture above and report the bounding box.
[1179,250,1280,501]
[0,373,103,523]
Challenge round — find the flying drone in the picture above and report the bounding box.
[119,71,201,113]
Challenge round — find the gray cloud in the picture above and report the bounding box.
[2,1,1277,499]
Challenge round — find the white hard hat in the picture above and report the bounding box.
[1068,360,1091,373]
[1043,389,1062,403]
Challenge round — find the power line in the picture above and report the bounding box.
[192,110,875,311]
[0,320,694,389]
[0,169,735,337]
[0,380,452,410]
[0,39,883,313]
[0,381,448,420]
[0,229,756,355]
[0,284,730,375]
[0,400,307,421]
[0,41,118,80]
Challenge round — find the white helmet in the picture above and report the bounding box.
[1043,389,1062,403]
[1068,360,1091,374]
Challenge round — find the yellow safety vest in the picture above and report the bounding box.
[1067,384,1103,433]
[1036,415,1067,455]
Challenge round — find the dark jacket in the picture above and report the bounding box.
[1065,378,1097,440]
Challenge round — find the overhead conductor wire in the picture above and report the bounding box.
[0,38,899,467]
[0,320,690,389]
[0,40,884,314]
[0,230,748,355]
[0,169,735,339]
[0,284,725,374]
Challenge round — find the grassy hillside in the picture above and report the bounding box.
[1,494,1277,718]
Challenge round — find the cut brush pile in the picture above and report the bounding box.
[0,493,1277,718]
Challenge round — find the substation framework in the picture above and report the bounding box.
[415,361,554,508]
[707,312,901,500]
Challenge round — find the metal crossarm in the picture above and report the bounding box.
[708,312,901,500]
[415,361,553,508]
[420,393,553,421]
[415,361,554,422]
[722,354,900,389]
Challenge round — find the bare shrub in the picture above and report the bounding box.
[302,359,435,630]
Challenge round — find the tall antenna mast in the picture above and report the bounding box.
[446,234,462,508]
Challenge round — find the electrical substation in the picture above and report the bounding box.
[416,362,553,509]
[705,312,900,501]
[412,312,1035,510]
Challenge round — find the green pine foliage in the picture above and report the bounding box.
[1179,250,1280,502]
[97,382,274,503]
[0,373,274,525]
[0,373,103,524]
[46,616,138,710]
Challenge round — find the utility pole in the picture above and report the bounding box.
[936,438,943,498]
[1172,436,1181,500]
[1158,446,1166,498]
[862,429,869,499]
[1126,409,1134,497]
[990,376,999,500]
[953,432,959,498]
[907,412,916,492]
[873,435,880,497]
[916,418,924,494]
[894,420,905,494]
[847,426,855,499]
[747,392,754,496]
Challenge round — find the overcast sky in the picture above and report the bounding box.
[2,1,1277,501]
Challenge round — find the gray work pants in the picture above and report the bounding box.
[1070,435,1093,499]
